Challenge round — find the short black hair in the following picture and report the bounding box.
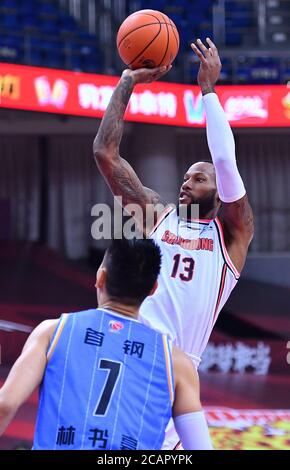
[104,238,162,305]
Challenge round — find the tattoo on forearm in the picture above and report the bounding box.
[94,75,134,153]
[94,74,166,219]
[120,76,134,105]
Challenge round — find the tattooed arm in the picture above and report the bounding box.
[93,66,171,234]
[218,196,254,273]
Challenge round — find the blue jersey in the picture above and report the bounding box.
[33,308,174,450]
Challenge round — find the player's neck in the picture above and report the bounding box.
[178,203,219,221]
[200,207,219,220]
[180,208,218,222]
[99,300,139,319]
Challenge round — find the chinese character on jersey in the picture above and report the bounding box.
[123,340,144,358]
[84,328,105,347]
[56,425,76,446]
[88,428,108,449]
[120,435,138,450]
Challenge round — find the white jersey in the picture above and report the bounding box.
[140,206,240,366]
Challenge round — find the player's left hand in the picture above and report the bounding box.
[191,38,221,91]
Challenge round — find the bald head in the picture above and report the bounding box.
[186,161,216,185]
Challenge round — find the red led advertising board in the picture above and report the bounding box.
[1,62,290,127]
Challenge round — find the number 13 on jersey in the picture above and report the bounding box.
[170,254,195,282]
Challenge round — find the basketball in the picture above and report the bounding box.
[117,9,180,70]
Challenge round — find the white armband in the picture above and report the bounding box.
[174,411,213,450]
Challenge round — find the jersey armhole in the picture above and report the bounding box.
[162,335,175,405]
[149,205,174,237]
[214,217,240,280]
[46,313,69,362]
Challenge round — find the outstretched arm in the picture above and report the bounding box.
[93,67,171,233]
[0,319,57,435]
[191,38,254,272]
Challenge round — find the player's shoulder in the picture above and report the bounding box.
[22,318,60,356]
[172,346,196,376]
[32,318,60,342]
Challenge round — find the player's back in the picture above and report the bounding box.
[33,308,173,450]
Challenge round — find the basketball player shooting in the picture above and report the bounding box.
[93,38,254,449]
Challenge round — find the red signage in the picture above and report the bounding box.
[1,62,290,127]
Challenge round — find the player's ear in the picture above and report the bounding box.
[148,280,158,296]
[95,267,107,289]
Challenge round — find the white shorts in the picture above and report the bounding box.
[162,419,181,450]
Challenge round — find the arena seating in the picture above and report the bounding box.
[0,0,289,83]
[0,0,102,72]
[135,0,290,84]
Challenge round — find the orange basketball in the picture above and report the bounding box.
[117,9,180,69]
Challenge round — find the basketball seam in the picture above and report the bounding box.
[129,11,165,22]
[169,20,179,49]
[157,13,170,67]
[127,22,163,67]
[117,22,177,49]
[117,11,162,47]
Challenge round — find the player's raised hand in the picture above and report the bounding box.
[122,65,172,85]
[191,38,221,93]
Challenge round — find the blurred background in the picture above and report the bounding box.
[0,0,290,450]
